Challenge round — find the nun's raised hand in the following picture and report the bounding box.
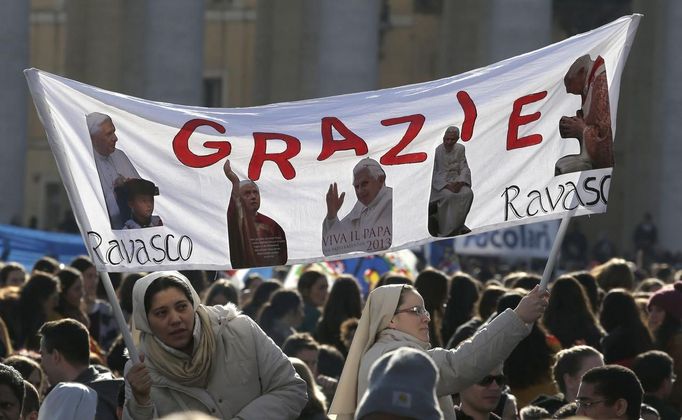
[126,352,152,405]
[513,285,550,324]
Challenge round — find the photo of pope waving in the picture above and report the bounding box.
[322,158,393,256]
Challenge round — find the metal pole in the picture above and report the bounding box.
[539,215,572,290]
[99,271,140,363]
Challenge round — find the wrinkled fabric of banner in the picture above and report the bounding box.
[25,15,640,271]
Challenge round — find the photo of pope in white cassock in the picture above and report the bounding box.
[429,126,474,237]
[86,112,142,229]
[322,158,392,256]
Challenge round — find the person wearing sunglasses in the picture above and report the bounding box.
[329,283,549,420]
[456,368,508,420]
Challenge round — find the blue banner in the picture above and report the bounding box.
[0,224,87,270]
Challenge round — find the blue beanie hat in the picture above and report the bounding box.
[355,347,443,420]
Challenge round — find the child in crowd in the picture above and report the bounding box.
[122,178,163,229]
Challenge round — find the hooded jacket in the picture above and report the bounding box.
[123,271,307,419]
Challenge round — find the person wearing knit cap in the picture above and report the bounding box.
[649,283,682,326]
[329,284,549,420]
[648,282,682,410]
[355,347,442,420]
[86,112,141,229]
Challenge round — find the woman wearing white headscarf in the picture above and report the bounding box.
[329,284,549,420]
[38,382,97,420]
[123,271,307,419]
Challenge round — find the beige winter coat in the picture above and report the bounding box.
[359,309,529,420]
[124,272,307,420]
[329,284,530,420]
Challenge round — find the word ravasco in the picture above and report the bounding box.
[502,174,611,221]
[172,90,548,180]
[88,231,193,266]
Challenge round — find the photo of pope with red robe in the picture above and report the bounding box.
[223,161,288,268]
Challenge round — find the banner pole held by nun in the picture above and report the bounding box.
[539,212,573,290]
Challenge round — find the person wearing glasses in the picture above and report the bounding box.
[329,283,549,420]
[575,365,643,420]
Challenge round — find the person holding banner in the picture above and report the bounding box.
[123,271,307,419]
[429,126,474,237]
[223,161,288,269]
[328,283,549,420]
[322,158,392,256]
[556,54,614,175]
[86,112,141,229]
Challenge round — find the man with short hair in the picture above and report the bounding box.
[322,157,392,255]
[456,366,506,420]
[87,112,141,229]
[429,126,473,237]
[531,345,604,415]
[223,160,288,268]
[282,333,320,376]
[39,319,122,420]
[632,350,680,420]
[576,365,643,420]
[0,363,24,420]
[282,332,337,402]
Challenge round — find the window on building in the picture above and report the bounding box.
[203,76,224,107]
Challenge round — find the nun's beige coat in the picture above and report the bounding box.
[330,285,530,420]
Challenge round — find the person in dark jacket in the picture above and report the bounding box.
[632,350,681,420]
[39,319,122,420]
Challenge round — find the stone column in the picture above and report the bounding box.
[143,0,204,105]
[437,0,491,77]
[602,1,659,253]
[653,1,682,251]
[0,0,29,223]
[487,0,552,62]
[121,0,147,97]
[64,0,124,90]
[316,0,381,96]
[252,0,323,104]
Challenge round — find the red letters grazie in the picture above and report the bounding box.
[171,89,550,180]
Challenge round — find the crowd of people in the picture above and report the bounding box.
[0,248,679,419]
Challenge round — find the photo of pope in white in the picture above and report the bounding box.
[322,158,392,256]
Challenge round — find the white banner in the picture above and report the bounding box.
[453,221,560,259]
[25,15,640,271]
